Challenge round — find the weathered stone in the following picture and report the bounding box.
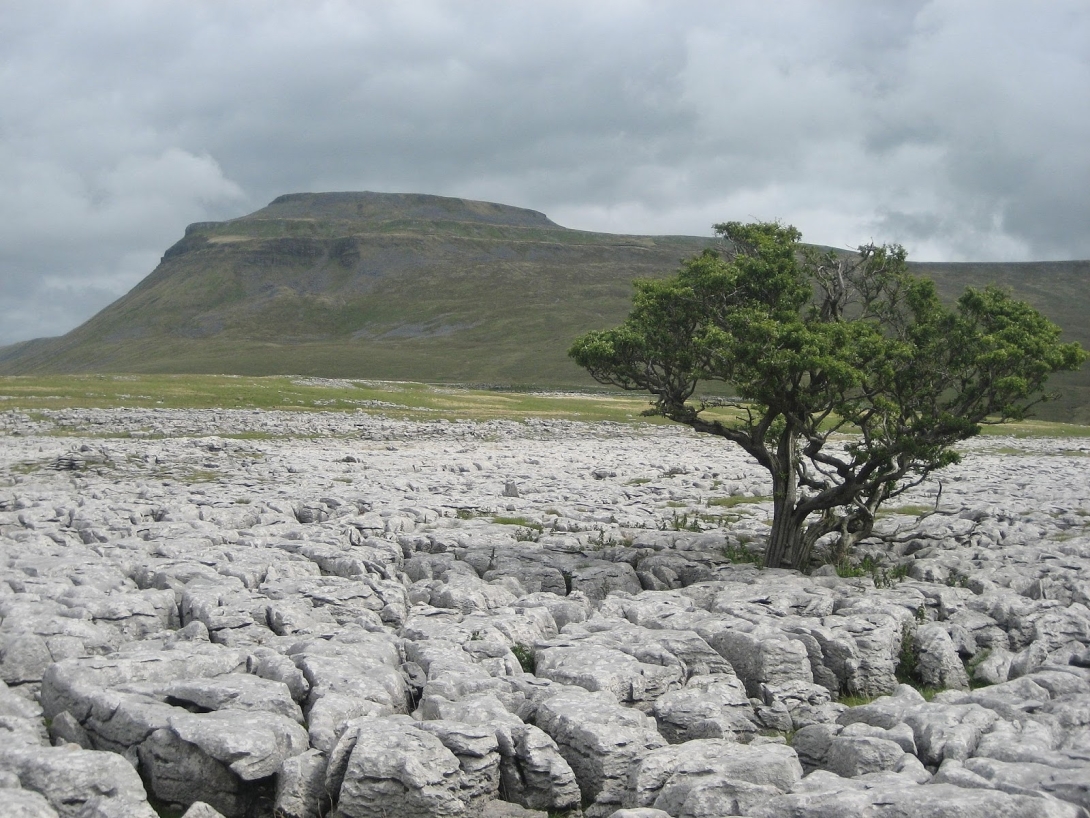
[707,628,814,696]
[167,708,309,780]
[535,686,667,816]
[164,673,303,723]
[824,734,906,777]
[914,623,971,691]
[415,720,501,806]
[0,744,155,818]
[0,788,60,818]
[275,748,331,818]
[496,722,582,812]
[624,739,803,816]
[328,717,465,818]
[138,726,243,816]
[534,642,682,708]
[651,673,756,742]
[180,803,228,818]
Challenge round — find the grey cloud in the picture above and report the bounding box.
[1,0,1088,344]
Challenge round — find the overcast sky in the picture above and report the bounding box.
[2,1,1088,345]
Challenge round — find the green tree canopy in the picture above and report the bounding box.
[569,221,1087,570]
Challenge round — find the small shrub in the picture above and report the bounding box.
[895,623,918,684]
[514,527,539,543]
[664,511,702,532]
[493,515,543,531]
[589,527,632,548]
[834,554,908,589]
[945,569,970,588]
[721,542,762,565]
[965,648,993,689]
[511,643,535,673]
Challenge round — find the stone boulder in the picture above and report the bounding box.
[623,739,804,817]
[535,687,667,817]
[327,717,465,818]
[651,673,757,742]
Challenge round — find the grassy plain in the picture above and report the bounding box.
[1,374,1087,437]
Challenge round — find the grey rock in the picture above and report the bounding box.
[0,744,153,818]
[167,708,309,781]
[971,646,1014,685]
[0,788,61,818]
[652,673,757,742]
[275,748,331,818]
[751,781,1085,818]
[824,734,906,777]
[837,684,926,729]
[624,739,803,816]
[328,717,465,818]
[480,801,548,818]
[0,678,44,720]
[415,720,501,806]
[901,701,999,767]
[138,726,244,817]
[496,722,582,812]
[965,756,1090,811]
[535,686,667,816]
[431,574,518,614]
[534,642,682,708]
[790,723,841,772]
[48,709,91,748]
[569,562,643,603]
[707,628,814,697]
[180,804,227,818]
[914,623,970,690]
[932,758,1000,789]
[164,673,304,723]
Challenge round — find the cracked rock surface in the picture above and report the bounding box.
[1,407,1089,818]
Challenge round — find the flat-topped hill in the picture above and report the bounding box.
[1,191,1087,421]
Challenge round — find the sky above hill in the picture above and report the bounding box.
[2,1,1088,346]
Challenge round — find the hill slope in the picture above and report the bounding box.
[2,191,1087,421]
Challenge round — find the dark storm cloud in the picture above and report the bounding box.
[1,0,1087,344]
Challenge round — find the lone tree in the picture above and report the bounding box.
[570,221,1086,571]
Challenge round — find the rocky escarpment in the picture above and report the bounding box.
[1,406,1089,818]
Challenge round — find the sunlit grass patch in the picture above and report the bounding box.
[707,495,770,508]
[492,515,543,531]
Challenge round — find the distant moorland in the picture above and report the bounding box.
[1,191,1086,422]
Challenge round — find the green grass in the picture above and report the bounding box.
[708,494,770,508]
[0,374,667,424]
[979,419,1090,438]
[1,374,1086,436]
[837,693,880,708]
[511,643,536,673]
[720,542,763,565]
[492,516,543,531]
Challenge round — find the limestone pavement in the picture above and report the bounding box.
[1,407,1089,818]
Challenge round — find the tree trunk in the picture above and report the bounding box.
[763,426,803,569]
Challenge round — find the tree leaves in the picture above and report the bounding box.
[570,221,1087,570]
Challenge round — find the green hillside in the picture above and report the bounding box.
[1,192,1087,421]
